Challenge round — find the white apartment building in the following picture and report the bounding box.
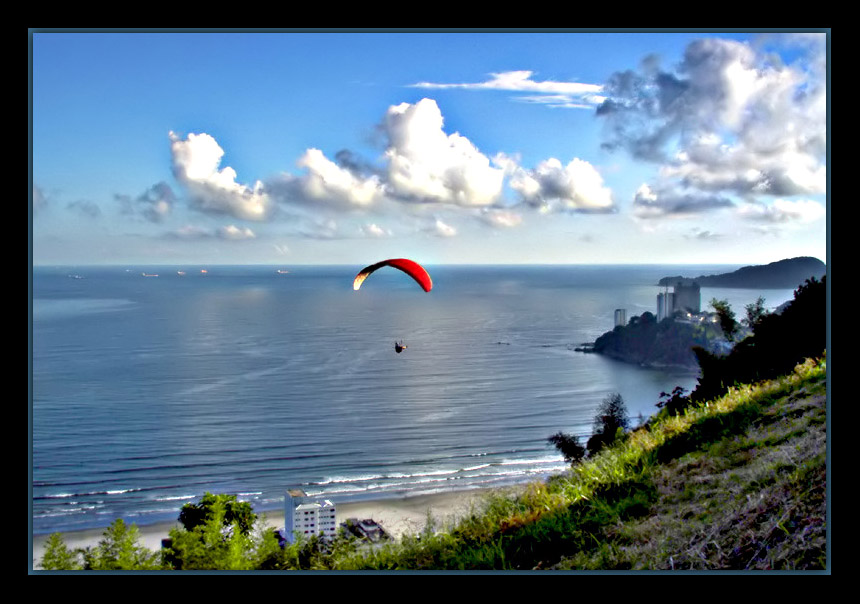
[284,489,337,543]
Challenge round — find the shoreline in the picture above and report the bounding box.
[31,486,516,569]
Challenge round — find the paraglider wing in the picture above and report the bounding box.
[353,258,433,292]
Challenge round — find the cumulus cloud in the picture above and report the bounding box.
[506,156,615,213]
[359,223,392,238]
[632,183,733,219]
[264,99,506,213]
[169,131,273,221]
[170,98,624,239]
[684,228,723,241]
[478,207,523,228]
[382,98,505,207]
[165,224,256,240]
[412,70,605,108]
[66,199,101,219]
[295,148,386,208]
[736,198,825,223]
[217,225,256,240]
[598,37,827,200]
[428,218,457,237]
[117,182,176,223]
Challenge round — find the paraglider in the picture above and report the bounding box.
[353,258,432,354]
[353,258,433,293]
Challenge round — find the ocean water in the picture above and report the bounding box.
[30,264,798,535]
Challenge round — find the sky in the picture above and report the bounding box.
[30,30,829,267]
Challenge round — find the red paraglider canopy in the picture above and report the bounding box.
[353,258,433,292]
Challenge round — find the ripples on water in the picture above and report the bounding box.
[31,265,796,533]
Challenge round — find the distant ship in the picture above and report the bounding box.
[141,273,159,278]
[276,269,290,274]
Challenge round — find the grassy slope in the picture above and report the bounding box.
[330,357,827,571]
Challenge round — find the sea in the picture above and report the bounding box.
[30,264,799,536]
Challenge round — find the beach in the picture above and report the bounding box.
[31,487,508,569]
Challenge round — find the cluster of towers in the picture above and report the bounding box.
[614,281,702,327]
[656,281,701,321]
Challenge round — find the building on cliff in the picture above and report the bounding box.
[657,281,701,321]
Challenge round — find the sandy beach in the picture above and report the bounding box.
[31,487,510,570]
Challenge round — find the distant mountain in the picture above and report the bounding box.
[658,257,826,289]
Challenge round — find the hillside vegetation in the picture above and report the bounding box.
[334,356,826,570]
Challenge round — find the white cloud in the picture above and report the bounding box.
[412,70,605,108]
[478,208,523,228]
[508,156,615,212]
[169,131,273,221]
[382,98,505,207]
[218,225,256,240]
[165,224,256,240]
[359,223,392,238]
[632,183,733,219]
[736,199,825,223]
[596,34,828,239]
[117,182,176,223]
[598,37,827,199]
[430,218,457,237]
[296,148,385,208]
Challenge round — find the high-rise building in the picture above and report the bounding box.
[657,281,701,320]
[614,308,627,327]
[657,291,675,321]
[284,489,338,543]
[674,282,701,314]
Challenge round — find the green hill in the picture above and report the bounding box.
[337,356,826,571]
[658,256,826,289]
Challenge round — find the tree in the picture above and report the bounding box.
[165,493,274,570]
[178,492,256,536]
[743,296,769,330]
[587,393,630,456]
[691,277,826,403]
[710,298,739,341]
[40,533,82,570]
[656,386,690,416]
[82,519,161,570]
[547,432,586,464]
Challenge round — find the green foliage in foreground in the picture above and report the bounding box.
[338,356,825,571]
[40,519,162,570]
[39,356,826,571]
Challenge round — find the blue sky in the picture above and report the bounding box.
[30,30,829,266]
